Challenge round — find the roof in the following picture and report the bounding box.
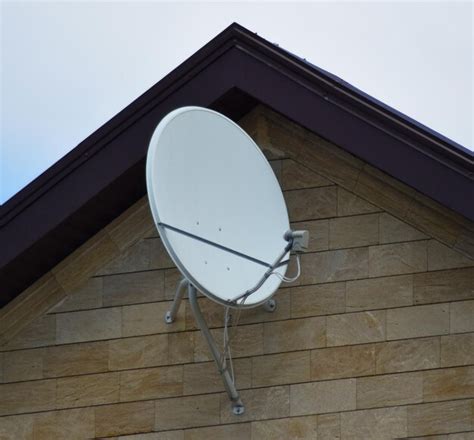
[1,22,473,308]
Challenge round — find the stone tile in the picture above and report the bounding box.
[238,289,291,325]
[404,196,462,248]
[3,315,56,350]
[56,307,121,344]
[317,413,340,440]
[281,158,332,190]
[346,274,413,311]
[270,159,282,182]
[251,418,288,440]
[300,247,369,285]
[423,366,474,402]
[375,337,440,374]
[340,407,407,440]
[95,401,155,437]
[44,341,108,377]
[194,324,263,362]
[407,400,472,437]
[263,317,325,354]
[414,268,474,305]
[387,304,449,340]
[122,301,185,337]
[139,238,176,272]
[451,300,474,333]
[455,232,474,261]
[53,229,119,292]
[118,432,184,440]
[0,414,34,439]
[221,386,290,423]
[379,213,428,244]
[326,311,385,346]
[337,188,380,217]
[311,344,375,380]
[169,332,194,364]
[291,282,345,318]
[3,348,44,382]
[441,333,474,367]
[285,186,337,221]
[355,164,414,222]
[184,358,251,395]
[357,371,423,409]
[252,351,310,387]
[251,415,318,440]
[51,277,103,313]
[0,353,3,383]
[329,214,379,249]
[116,430,185,440]
[369,241,428,277]
[290,379,356,416]
[186,423,251,440]
[290,219,329,252]
[33,407,95,440]
[155,394,220,430]
[109,334,168,371]
[57,372,120,408]
[120,365,183,402]
[105,197,155,252]
[408,434,455,439]
[0,379,56,416]
[264,109,364,189]
[98,238,173,276]
[103,270,166,307]
[428,240,474,271]
[287,415,319,439]
[448,434,474,440]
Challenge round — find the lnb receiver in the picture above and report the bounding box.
[284,230,310,253]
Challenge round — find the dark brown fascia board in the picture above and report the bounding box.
[1,22,473,307]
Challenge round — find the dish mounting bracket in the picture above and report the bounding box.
[164,277,276,415]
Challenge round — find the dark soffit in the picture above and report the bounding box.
[0,23,472,308]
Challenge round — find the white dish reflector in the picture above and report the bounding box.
[146,107,290,307]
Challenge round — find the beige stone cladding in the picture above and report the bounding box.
[0,106,473,439]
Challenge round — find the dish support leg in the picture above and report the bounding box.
[164,278,188,324]
[187,283,245,415]
[164,279,245,415]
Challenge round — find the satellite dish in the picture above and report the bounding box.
[147,106,291,307]
[146,106,308,415]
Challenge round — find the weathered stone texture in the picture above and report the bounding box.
[311,344,375,380]
[407,400,473,437]
[326,311,386,346]
[290,379,356,416]
[386,303,449,340]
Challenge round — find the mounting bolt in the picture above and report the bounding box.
[164,311,173,324]
[263,299,276,312]
[232,404,245,415]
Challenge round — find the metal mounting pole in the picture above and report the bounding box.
[187,283,245,415]
[164,278,188,324]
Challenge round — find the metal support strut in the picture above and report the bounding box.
[187,283,245,415]
[164,278,245,415]
[164,278,187,324]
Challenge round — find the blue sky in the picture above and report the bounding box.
[1,1,472,204]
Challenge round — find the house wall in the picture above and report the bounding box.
[0,108,473,440]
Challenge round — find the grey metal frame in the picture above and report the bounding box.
[187,283,245,415]
[164,278,187,324]
[164,277,277,414]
